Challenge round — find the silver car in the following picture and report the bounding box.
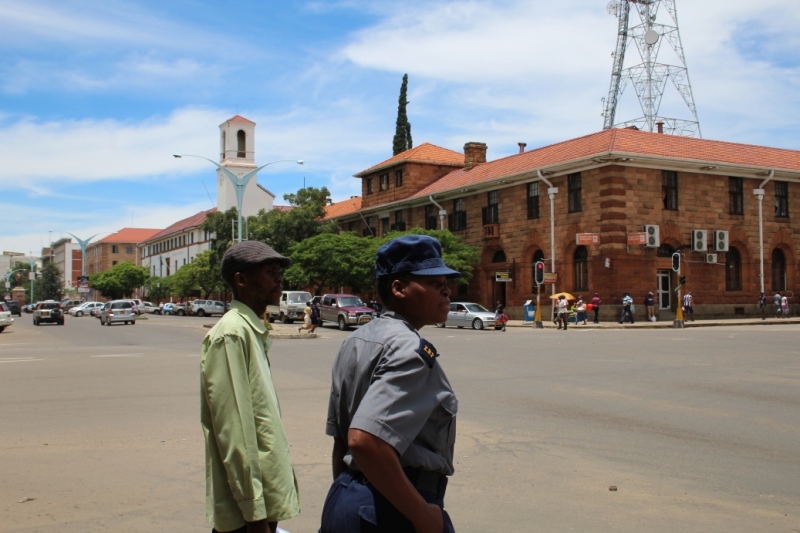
[190,300,226,317]
[437,302,496,330]
[69,302,104,317]
[100,300,136,326]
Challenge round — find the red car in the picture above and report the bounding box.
[319,294,376,330]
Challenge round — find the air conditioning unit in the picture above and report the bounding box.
[706,253,718,264]
[691,229,708,252]
[643,225,660,248]
[713,230,729,252]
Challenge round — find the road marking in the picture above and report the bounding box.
[91,353,143,358]
[0,343,30,346]
[0,358,44,363]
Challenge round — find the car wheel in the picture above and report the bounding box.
[267,315,275,323]
[59,320,64,326]
[131,321,136,325]
[280,313,288,324]
[33,318,38,326]
[436,323,446,328]
[472,318,484,330]
[0,326,5,333]
[197,309,205,317]
[338,316,349,331]
[177,309,185,316]
[457,326,464,329]
[76,311,83,317]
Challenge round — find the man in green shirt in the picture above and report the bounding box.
[201,241,300,533]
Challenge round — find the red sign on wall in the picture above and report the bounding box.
[627,232,647,245]
[576,233,601,245]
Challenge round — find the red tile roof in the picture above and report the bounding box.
[409,128,800,199]
[226,115,255,124]
[273,205,294,212]
[354,143,464,177]
[323,197,362,220]
[145,209,217,242]
[98,228,162,244]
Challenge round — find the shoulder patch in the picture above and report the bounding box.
[417,338,438,368]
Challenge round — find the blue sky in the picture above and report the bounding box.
[2,0,799,256]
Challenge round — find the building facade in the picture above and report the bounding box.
[325,128,800,319]
[86,228,161,277]
[139,210,215,277]
[42,238,82,292]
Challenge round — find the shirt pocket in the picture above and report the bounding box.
[435,393,458,453]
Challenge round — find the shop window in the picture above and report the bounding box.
[395,169,404,187]
[425,205,437,230]
[527,182,540,219]
[568,173,582,213]
[380,174,389,191]
[729,177,744,215]
[532,249,545,291]
[574,245,588,291]
[482,191,499,224]
[775,181,789,218]
[772,248,787,291]
[662,170,678,210]
[726,247,742,291]
[450,198,467,231]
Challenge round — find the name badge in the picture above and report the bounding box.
[418,338,438,368]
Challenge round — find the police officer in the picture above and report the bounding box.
[320,235,459,533]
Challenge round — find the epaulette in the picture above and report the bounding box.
[417,338,438,368]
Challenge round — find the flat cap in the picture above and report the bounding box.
[375,234,460,279]
[221,241,290,282]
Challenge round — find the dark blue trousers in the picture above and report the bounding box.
[320,469,455,533]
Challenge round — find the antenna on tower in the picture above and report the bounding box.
[602,0,701,137]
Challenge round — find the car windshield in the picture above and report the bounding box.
[0,303,7,312]
[41,303,59,310]
[464,303,489,313]
[111,302,132,309]
[337,297,364,307]
[288,293,312,303]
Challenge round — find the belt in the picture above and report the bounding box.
[349,468,447,500]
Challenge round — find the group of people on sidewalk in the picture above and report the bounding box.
[554,293,602,330]
[760,291,792,320]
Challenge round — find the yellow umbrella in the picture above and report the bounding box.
[549,292,577,301]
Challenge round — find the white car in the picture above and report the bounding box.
[436,302,497,330]
[140,302,161,314]
[0,302,14,333]
[69,302,104,317]
[190,300,226,317]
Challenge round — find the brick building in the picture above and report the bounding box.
[86,228,161,276]
[324,128,800,319]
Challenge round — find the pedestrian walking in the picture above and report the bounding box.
[591,293,601,323]
[645,291,656,322]
[774,291,782,318]
[320,235,458,533]
[200,241,300,533]
[576,297,588,325]
[758,292,767,320]
[556,295,569,330]
[682,291,695,321]
[619,293,634,324]
[298,302,313,334]
[781,293,789,318]
[310,300,321,333]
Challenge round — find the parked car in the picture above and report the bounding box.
[437,302,496,330]
[100,300,136,325]
[5,300,21,316]
[319,294,376,331]
[140,302,161,314]
[33,301,65,326]
[0,302,14,332]
[267,291,313,323]
[162,302,188,316]
[190,300,226,317]
[60,299,83,311]
[69,301,104,317]
[23,303,38,314]
[91,303,106,318]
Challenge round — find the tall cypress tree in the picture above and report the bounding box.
[392,74,413,155]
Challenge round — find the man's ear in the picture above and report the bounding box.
[390,278,409,301]
[232,271,248,291]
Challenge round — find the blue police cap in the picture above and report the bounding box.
[375,235,461,279]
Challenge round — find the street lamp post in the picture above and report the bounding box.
[173,155,304,242]
[66,233,101,277]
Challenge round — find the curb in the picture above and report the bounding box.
[505,319,800,330]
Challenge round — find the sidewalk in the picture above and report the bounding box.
[505,316,800,329]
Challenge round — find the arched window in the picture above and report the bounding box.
[492,250,506,263]
[237,130,246,158]
[772,249,787,291]
[532,249,545,291]
[221,131,226,159]
[574,246,588,291]
[725,247,741,291]
[657,243,675,257]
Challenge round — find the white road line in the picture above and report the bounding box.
[0,358,44,363]
[90,353,144,358]
[0,343,31,346]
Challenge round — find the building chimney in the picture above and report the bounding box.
[656,121,664,134]
[464,142,487,170]
[518,142,527,154]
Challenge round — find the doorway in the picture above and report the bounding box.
[657,270,671,309]
[492,277,507,309]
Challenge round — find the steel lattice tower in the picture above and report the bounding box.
[601,0,701,137]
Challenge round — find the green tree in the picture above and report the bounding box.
[201,207,239,285]
[38,262,64,301]
[170,251,223,299]
[392,73,412,155]
[90,261,148,300]
[144,275,172,302]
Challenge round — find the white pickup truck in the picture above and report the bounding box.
[267,291,313,323]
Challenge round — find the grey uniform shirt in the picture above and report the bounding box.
[326,310,458,476]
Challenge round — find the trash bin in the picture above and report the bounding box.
[523,304,537,323]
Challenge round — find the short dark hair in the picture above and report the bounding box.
[376,274,411,308]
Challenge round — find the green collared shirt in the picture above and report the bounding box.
[201,300,299,531]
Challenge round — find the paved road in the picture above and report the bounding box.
[1,314,798,532]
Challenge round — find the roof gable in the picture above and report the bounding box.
[323,197,362,220]
[226,115,255,124]
[354,143,463,177]
[145,208,217,242]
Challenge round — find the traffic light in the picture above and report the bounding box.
[671,252,680,272]
[534,261,545,285]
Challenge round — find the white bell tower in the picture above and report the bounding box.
[217,115,275,216]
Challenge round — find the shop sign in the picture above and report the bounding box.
[495,271,512,283]
[576,233,601,245]
[627,232,647,245]
[543,272,558,285]
[78,276,90,293]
